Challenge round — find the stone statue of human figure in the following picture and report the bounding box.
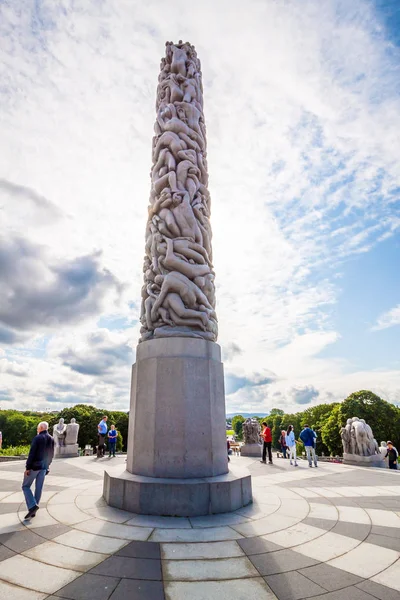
[65,418,79,445]
[53,418,67,447]
[243,418,261,445]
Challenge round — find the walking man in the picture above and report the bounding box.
[97,415,108,457]
[260,422,273,465]
[22,421,54,519]
[300,424,318,468]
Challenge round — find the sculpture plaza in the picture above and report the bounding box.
[1,454,400,599]
[0,42,399,600]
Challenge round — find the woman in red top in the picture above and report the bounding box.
[260,422,273,465]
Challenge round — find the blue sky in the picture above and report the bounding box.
[318,235,400,370]
[0,0,399,413]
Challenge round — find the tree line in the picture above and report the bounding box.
[231,390,400,456]
[0,405,128,452]
[1,390,399,457]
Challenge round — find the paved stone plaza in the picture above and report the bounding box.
[0,456,399,600]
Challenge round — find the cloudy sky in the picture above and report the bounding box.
[1,0,399,415]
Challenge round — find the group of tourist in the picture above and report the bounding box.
[260,423,318,468]
[96,416,118,458]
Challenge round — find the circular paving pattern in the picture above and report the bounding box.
[0,455,399,599]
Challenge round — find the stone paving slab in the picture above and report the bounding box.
[163,556,259,581]
[161,540,244,560]
[264,570,326,599]
[115,540,161,559]
[50,573,120,600]
[90,555,163,580]
[0,543,16,561]
[23,539,108,572]
[298,563,364,591]
[0,455,399,600]
[0,579,47,600]
[249,549,319,576]
[0,554,80,594]
[357,579,400,600]
[165,578,278,599]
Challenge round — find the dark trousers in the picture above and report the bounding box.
[389,461,398,470]
[282,446,287,458]
[97,435,106,457]
[262,441,272,463]
[109,442,116,457]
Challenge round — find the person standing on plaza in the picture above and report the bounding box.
[279,430,287,459]
[385,441,398,469]
[260,422,273,465]
[108,424,118,457]
[300,424,318,468]
[97,415,108,458]
[286,425,298,466]
[22,421,54,519]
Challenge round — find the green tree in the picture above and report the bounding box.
[271,415,283,449]
[231,415,245,440]
[270,408,284,416]
[320,405,342,456]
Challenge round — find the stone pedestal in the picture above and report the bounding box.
[343,453,386,468]
[54,444,79,458]
[240,443,262,457]
[104,463,252,517]
[104,338,253,515]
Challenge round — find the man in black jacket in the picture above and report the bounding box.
[22,421,55,519]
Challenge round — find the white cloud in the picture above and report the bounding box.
[372,305,400,331]
[0,0,399,412]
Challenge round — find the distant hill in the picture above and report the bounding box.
[226,412,267,419]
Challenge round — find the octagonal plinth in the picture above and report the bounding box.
[126,338,228,479]
[104,465,252,517]
[104,337,253,516]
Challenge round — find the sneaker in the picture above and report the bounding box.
[314,464,318,467]
[268,461,273,465]
[290,461,293,465]
[260,460,266,464]
[309,464,312,467]
[294,463,298,467]
[24,505,39,520]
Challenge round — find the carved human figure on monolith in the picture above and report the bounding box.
[140,40,217,342]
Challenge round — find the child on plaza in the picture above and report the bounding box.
[108,425,118,457]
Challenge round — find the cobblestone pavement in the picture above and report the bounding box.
[0,455,399,599]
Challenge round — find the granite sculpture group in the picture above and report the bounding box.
[53,418,79,458]
[341,417,385,467]
[240,418,262,457]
